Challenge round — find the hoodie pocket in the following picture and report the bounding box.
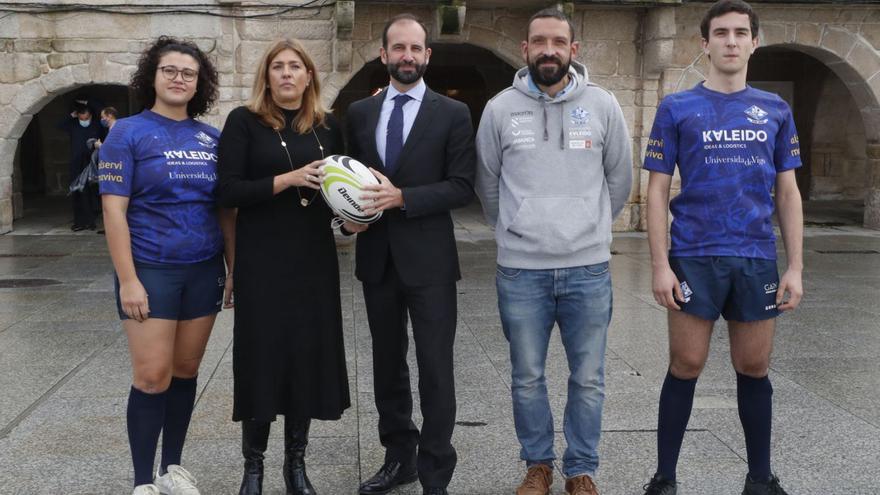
[504,197,598,256]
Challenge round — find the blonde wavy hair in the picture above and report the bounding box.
[246,38,328,133]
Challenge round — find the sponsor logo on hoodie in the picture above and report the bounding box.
[570,107,590,125]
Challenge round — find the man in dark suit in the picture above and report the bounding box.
[342,13,475,495]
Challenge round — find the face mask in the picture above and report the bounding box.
[100,119,110,128]
[78,119,91,128]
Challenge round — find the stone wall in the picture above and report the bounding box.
[810,73,868,200]
[2,2,880,232]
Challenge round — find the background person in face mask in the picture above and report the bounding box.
[101,106,118,129]
[57,97,104,231]
[78,107,121,235]
[90,107,120,152]
[100,106,119,132]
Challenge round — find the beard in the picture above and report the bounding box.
[387,60,427,85]
[527,54,570,87]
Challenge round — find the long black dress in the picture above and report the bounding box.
[218,106,350,421]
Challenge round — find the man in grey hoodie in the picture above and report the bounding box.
[475,8,632,495]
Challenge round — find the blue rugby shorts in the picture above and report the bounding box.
[669,256,781,322]
[115,254,225,321]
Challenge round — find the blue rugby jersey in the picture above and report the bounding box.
[98,110,223,264]
[644,83,802,259]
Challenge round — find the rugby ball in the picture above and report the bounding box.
[320,154,382,224]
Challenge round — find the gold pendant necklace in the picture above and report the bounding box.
[276,126,325,207]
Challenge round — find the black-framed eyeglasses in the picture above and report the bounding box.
[158,65,198,82]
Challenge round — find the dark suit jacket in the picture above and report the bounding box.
[345,86,476,287]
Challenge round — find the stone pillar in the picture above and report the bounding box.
[12,141,23,220]
[864,143,880,230]
[0,113,30,234]
[335,1,354,74]
[643,7,676,78]
[336,1,354,41]
[0,174,12,234]
[633,7,677,231]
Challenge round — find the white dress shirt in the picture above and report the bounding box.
[375,79,426,166]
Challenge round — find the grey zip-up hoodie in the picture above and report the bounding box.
[475,61,633,269]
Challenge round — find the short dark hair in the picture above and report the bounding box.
[101,107,118,119]
[129,36,219,118]
[700,0,759,40]
[526,7,576,42]
[382,13,429,49]
[72,99,90,115]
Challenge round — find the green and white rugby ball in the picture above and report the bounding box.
[320,154,382,224]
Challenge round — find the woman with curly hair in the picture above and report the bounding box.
[99,36,234,495]
[217,38,349,495]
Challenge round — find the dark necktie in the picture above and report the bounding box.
[384,94,412,176]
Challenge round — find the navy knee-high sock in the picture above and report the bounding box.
[656,371,698,481]
[127,386,168,486]
[160,376,198,474]
[737,372,773,482]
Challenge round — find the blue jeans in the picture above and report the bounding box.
[496,262,612,478]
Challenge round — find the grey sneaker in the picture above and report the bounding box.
[155,465,200,495]
[742,474,789,495]
[132,485,160,495]
[643,473,677,495]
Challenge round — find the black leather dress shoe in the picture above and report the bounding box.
[423,488,448,495]
[358,460,418,494]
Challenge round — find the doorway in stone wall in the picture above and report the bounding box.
[748,46,873,227]
[332,43,518,137]
[13,84,135,232]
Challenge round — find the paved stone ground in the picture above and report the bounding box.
[1,198,879,494]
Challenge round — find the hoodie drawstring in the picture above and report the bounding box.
[541,98,549,142]
[541,96,568,150]
[559,102,565,150]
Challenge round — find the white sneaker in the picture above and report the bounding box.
[154,465,200,495]
[133,485,160,495]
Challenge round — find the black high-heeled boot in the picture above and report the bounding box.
[283,417,316,495]
[239,420,270,495]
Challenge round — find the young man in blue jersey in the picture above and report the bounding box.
[641,1,803,494]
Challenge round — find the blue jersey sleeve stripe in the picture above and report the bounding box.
[98,118,135,197]
[773,102,802,172]
[643,99,678,174]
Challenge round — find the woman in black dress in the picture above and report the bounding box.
[217,38,350,495]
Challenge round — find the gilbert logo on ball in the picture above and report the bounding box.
[320,155,382,224]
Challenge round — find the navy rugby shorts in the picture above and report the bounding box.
[115,254,225,321]
[669,256,781,322]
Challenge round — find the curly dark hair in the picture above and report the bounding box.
[130,36,219,118]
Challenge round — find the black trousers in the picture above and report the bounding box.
[72,184,97,228]
[362,258,458,489]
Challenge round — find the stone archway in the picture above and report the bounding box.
[759,18,880,229]
[13,84,132,229]
[749,46,872,203]
[330,42,517,129]
[0,64,134,233]
[761,41,880,229]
